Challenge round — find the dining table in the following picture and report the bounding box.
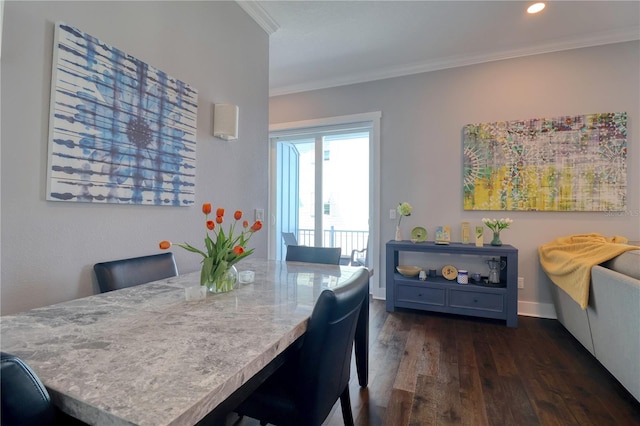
[0,258,370,426]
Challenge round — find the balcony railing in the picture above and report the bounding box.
[297,227,368,257]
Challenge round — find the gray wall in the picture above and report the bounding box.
[270,41,640,316]
[1,1,269,314]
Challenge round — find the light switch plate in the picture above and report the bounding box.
[255,209,264,222]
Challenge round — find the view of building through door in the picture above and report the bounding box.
[272,126,370,263]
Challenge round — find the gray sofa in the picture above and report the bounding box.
[549,248,640,402]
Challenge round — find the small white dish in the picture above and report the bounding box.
[239,270,255,284]
[185,285,207,301]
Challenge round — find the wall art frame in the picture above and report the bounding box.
[463,112,627,211]
[46,22,198,206]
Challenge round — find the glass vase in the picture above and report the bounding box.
[207,265,238,293]
[395,226,402,241]
[491,231,502,246]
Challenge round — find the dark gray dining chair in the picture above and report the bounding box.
[1,352,86,426]
[234,267,369,426]
[94,252,178,293]
[1,351,56,426]
[285,245,342,265]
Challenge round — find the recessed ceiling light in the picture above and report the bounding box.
[527,2,546,14]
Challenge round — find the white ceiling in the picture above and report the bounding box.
[238,1,640,97]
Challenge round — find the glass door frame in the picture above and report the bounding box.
[268,111,382,297]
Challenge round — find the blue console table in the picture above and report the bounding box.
[386,240,518,327]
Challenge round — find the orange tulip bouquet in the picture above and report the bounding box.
[160,203,262,292]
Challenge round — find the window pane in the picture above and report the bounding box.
[296,140,315,246]
[321,132,369,255]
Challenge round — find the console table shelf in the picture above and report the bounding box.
[386,240,518,327]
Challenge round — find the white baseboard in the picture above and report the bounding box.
[518,301,557,319]
[372,295,557,320]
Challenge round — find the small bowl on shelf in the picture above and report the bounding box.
[396,265,421,278]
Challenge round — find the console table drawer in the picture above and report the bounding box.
[449,289,504,312]
[396,284,445,307]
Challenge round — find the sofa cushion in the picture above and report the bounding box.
[600,249,640,280]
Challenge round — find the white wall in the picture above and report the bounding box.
[1,1,269,315]
[270,41,640,316]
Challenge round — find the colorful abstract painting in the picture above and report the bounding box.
[46,23,198,205]
[463,113,627,211]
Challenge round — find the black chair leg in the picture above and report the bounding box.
[339,386,355,426]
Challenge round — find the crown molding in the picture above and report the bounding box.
[236,0,279,35]
[270,26,640,97]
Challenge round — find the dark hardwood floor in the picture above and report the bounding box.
[230,299,640,426]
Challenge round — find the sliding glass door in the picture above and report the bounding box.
[271,126,370,263]
[269,112,381,297]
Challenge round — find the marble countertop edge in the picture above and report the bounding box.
[168,320,308,426]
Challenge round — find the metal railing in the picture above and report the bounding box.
[297,227,368,256]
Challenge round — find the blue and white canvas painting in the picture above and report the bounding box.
[46,22,198,205]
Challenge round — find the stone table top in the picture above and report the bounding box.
[0,259,363,426]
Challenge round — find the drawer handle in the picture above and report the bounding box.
[473,298,478,303]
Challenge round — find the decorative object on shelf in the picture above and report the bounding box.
[435,226,451,245]
[396,265,421,277]
[159,203,263,293]
[487,257,506,284]
[442,264,458,280]
[470,272,482,283]
[475,226,484,247]
[428,268,437,278]
[395,202,412,241]
[419,270,427,281]
[463,112,627,212]
[482,218,513,246]
[457,270,469,284]
[411,226,427,243]
[46,23,198,206]
[461,222,470,244]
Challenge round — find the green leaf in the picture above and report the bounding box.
[175,243,207,257]
[201,257,215,285]
[205,234,214,257]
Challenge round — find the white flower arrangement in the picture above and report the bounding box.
[482,217,513,232]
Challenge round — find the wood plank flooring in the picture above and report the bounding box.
[230,299,640,426]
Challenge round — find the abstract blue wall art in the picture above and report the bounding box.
[46,22,198,205]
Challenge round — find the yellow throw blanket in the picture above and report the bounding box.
[539,233,639,309]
